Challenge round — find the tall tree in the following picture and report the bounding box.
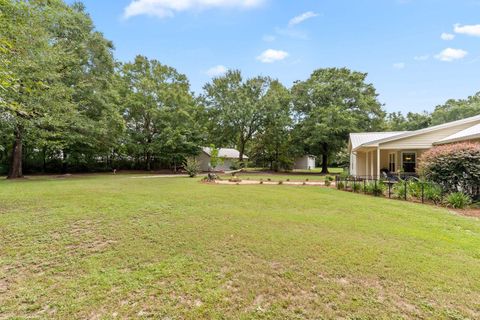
[431,92,480,125]
[386,111,431,131]
[203,70,270,161]
[0,0,121,178]
[119,55,202,171]
[292,68,385,173]
[250,80,294,171]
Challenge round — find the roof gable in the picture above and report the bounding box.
[349,132,406,151]
[365,114,480,147]
[435,123,480,144]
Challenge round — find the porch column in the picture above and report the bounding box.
[370,150,373,178]
[376,148,381,179]
[365,151,369,177]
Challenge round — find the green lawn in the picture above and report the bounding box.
[1,174,479,319]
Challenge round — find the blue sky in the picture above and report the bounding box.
[72,0,480,113]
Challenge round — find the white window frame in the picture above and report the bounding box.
[388,152,396,172]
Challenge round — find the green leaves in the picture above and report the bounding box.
[203,70,272,160]
[292,68,385,171]
[119,55,203,170]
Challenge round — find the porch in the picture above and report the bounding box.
[351,148,427,178]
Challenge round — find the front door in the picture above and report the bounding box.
[402,152,416,173]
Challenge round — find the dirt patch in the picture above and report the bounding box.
[451,208,480,218]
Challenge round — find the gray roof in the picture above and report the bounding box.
[349,132,406,151]
[202,147,248,159]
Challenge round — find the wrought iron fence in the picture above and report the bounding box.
[334,176,479,204]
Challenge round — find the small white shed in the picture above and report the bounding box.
[294,155,316,170]
[197,147,248,172]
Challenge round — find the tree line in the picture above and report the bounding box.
[1,0,479,179]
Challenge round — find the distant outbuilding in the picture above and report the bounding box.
[197,147,248,172]
[294,155,316,170]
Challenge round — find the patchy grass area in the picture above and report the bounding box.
[1,174,480,319]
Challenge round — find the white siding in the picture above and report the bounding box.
[196,153,235,172]
[294,156,316,170]
[380,121,480,149]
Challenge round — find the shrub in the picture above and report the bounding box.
[229,176,242,183]
[352,182,361,193]
[339,171,350,180]
[407,181,423,199]
[286,179,290,182]
[337,181,345,190]
[365,181,385,196]
[393,181,408,199]
[325,176,334,181]
[204,173,219,182]
[445,192,471,209]
[278,180,283,185]
[424,183,443,204]
[324,179,331,187]
[184,157,200,177]
[418,142,480,197]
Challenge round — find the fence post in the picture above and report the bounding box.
[388,182,392,198]
[374,179,378,197]
[421,182,425,204]
[353,177,356,192]
[363,179,366,194]
[404,180,407,201]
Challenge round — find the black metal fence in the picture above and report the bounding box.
[334,176,480,204]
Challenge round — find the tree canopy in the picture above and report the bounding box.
[0,0,479,177]
[291,68,385,173]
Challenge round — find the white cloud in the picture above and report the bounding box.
[256,49,289,63]
[262,35,276,42]
[414,55,429,61]
[454,23,480,37]
[275,27,308,40]
[393,62,406,69]
[441,32,455,40]
[124,0,264,19]
[206,65,227,77]
[435,48,468,62]
[288,11,319,27]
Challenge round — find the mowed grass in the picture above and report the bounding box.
[0,175,480,319]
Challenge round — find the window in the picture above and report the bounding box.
[402,152,416,173]
[388,153,396,172]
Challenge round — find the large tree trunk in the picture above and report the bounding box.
[321,143,329,174]
[239,142,245,162]
[7,126,23,179]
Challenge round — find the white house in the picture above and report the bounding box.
[294,155,316,170]
[197,147,247,172]
[348,114,480,178]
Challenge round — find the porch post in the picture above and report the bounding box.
[370,150,374,179]
[376,148,381,179]
[365,151,369,177]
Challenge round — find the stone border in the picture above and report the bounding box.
[214,180,327,186]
